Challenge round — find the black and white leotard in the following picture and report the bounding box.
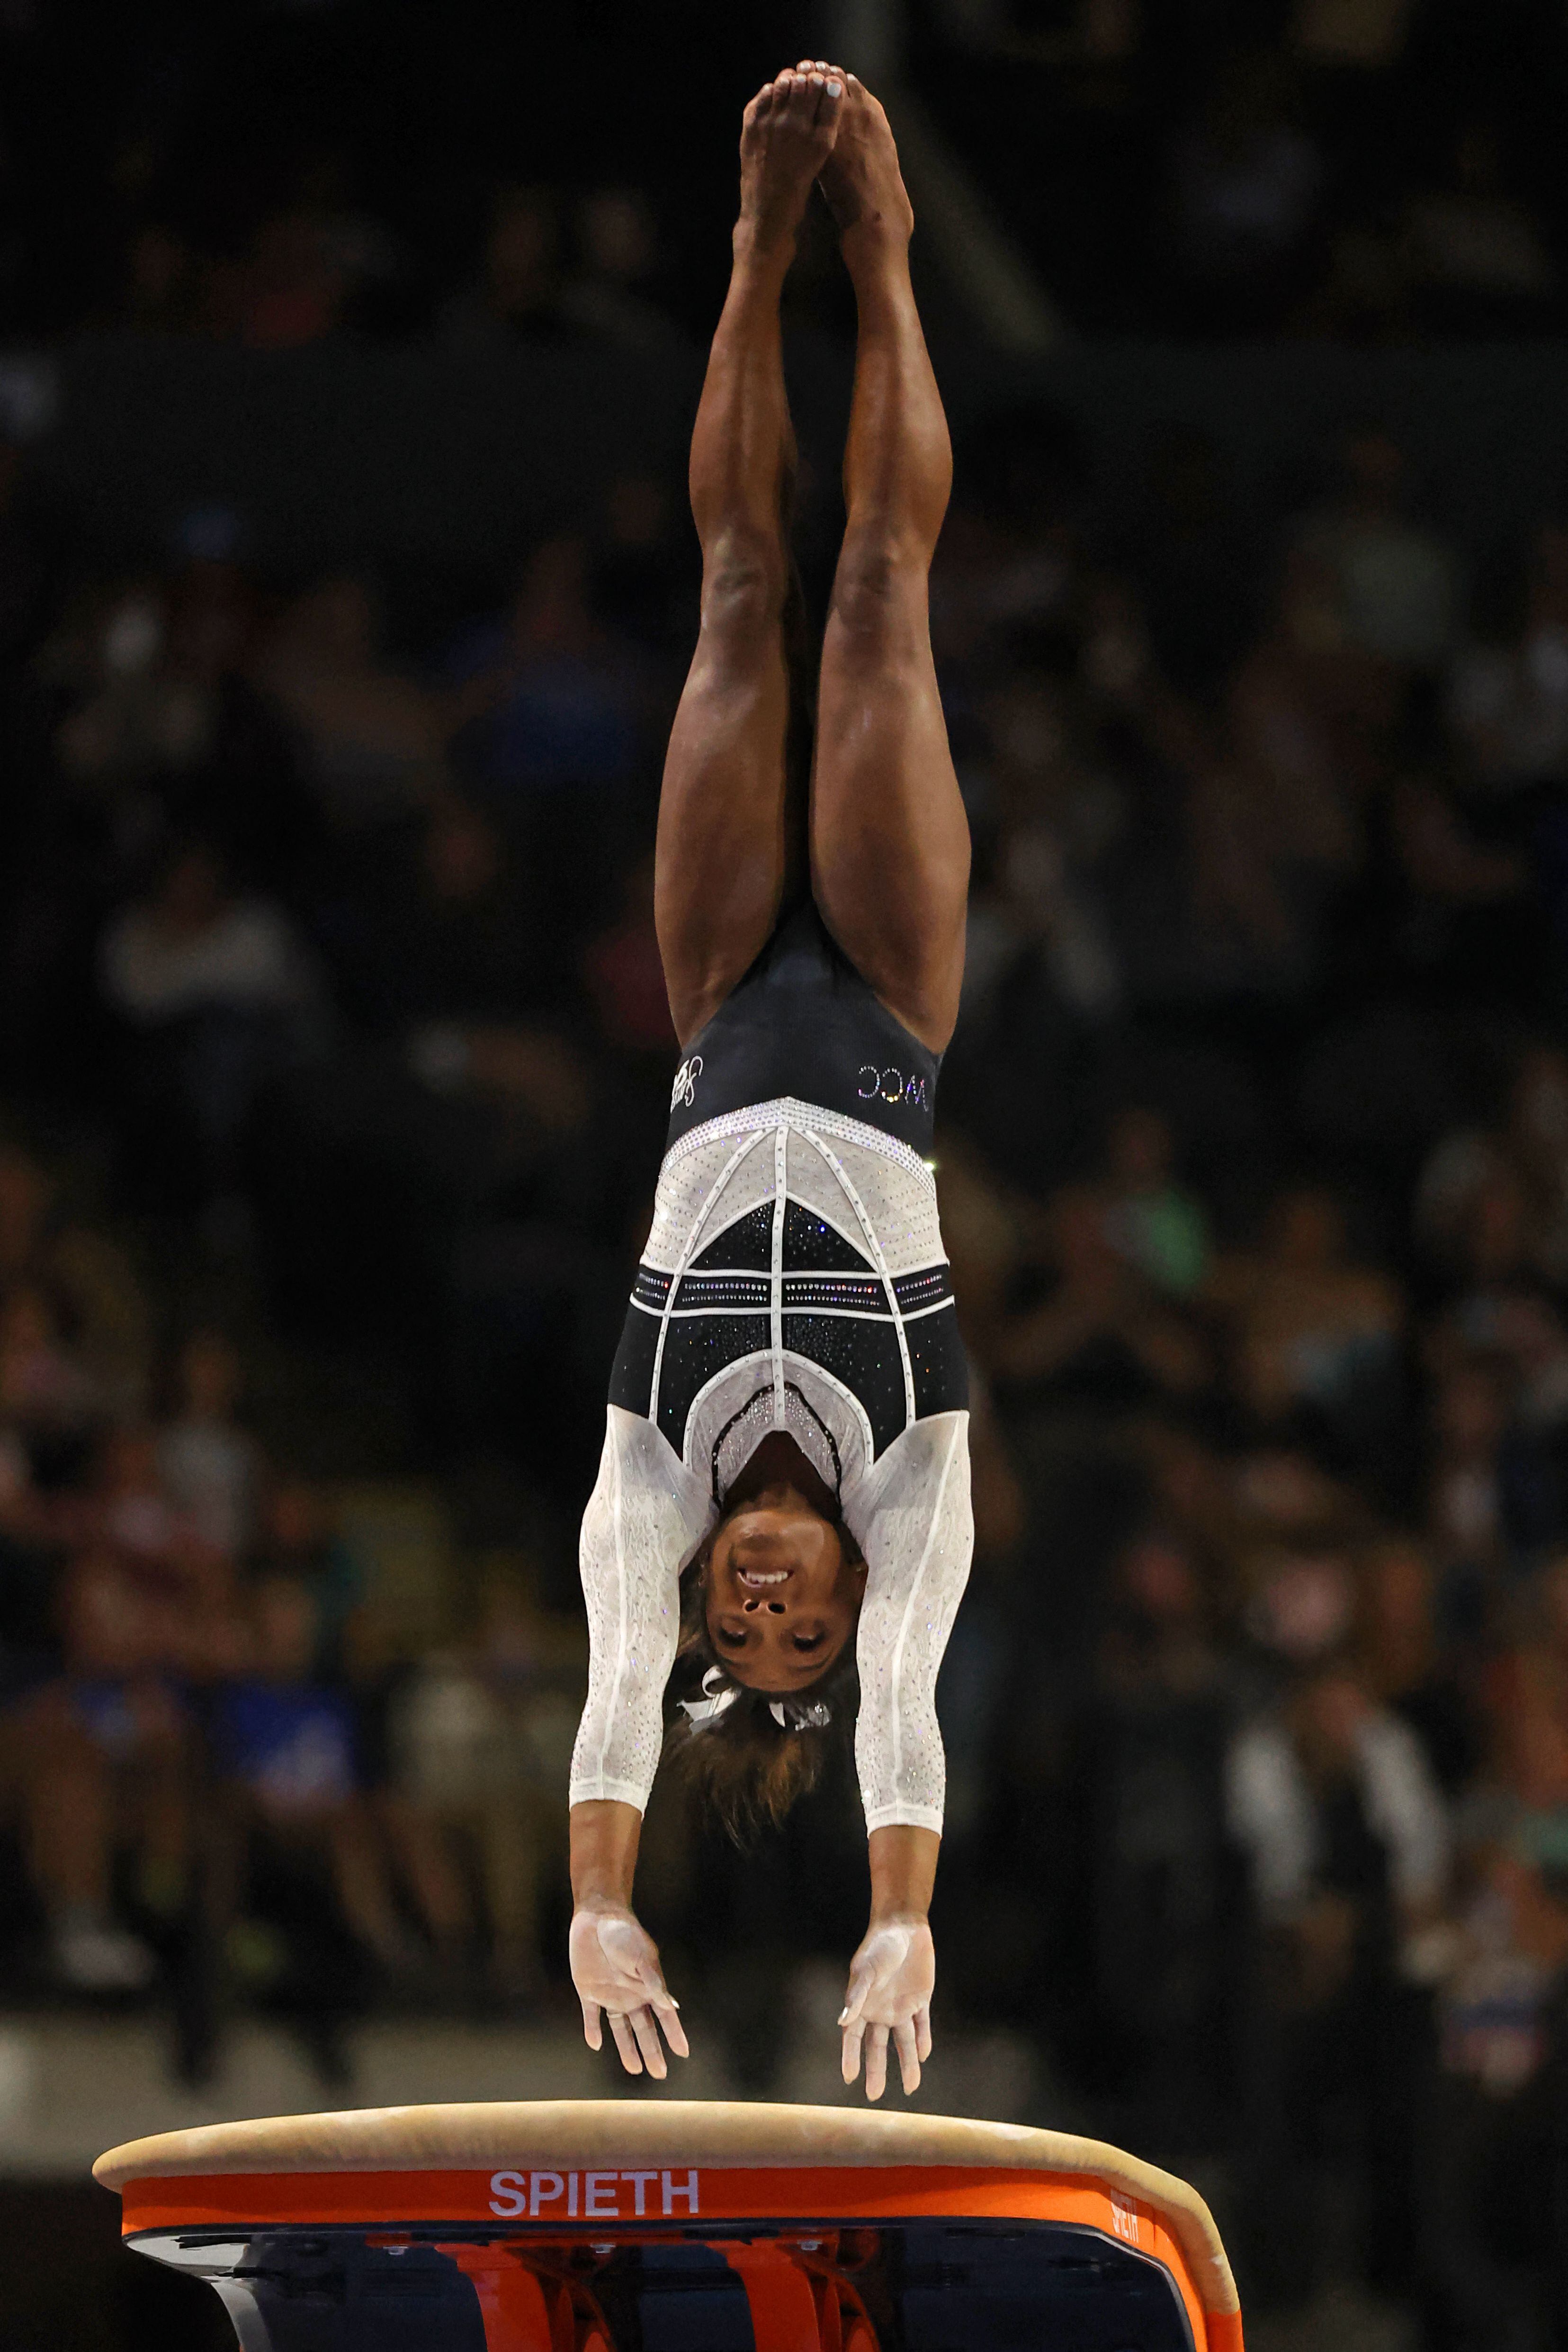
[568,902,973,1835]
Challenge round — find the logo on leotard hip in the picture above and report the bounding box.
[858,1063,928,1113]
[671,1054,704,1111]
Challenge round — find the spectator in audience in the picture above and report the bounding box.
[50,577,211,789]
[1227,1651,1449,2304]
[0,1284,102,1474]
[0,1145,152,1412]
[1167,46,1326,331]
[91,1423,237,1671]
[1224,576,1368,886]
[982,670,1127,1021]
[1450,522,1568,793]
[1423,1837,1568,2344]
[99,839,327,1215]
[1073,1527,1239,2136]
[1293,427,1462,672]
[1098,1106,1210,1297]
[156,1330,264,1564]
[443,534,645,805]
[318,788,559,1036]
[559,189,686,354]
[988,1182,1210,1408]
[19,1548,192,1991]
[1427,1161,1568,1433]
[1400,120,1558,338]
[228,183,394,351]
[216,1573,400,2072]
[50,539,317,885]
[384,1562,580,1995]
[440,186,569,349]
[1358,1534,1479,1794]
[1245,1540,1359,1679]
[1423,1358,1562,1619]
[1208,1186,1404,1457]
[252,1478,363,1668]
[251,574,441,832]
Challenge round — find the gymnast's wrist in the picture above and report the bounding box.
[867,1823,940,1923]
[866,1901,929,1929]
[568,1797,642,1910]
[573,1889,636,1919]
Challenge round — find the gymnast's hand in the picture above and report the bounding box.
[839,1916,935,2101]
[569,1902,690,2080]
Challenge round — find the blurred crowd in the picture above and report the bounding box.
[0,1147,590,2082]
[3,2,1568,347]
[923,0,1568,339]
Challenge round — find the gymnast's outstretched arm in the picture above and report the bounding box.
[842,1409,974,2098]
[567,1409,708,2077]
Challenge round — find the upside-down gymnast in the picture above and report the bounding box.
[567,63,973,2104]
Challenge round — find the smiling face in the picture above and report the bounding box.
[703,1483,865,1692]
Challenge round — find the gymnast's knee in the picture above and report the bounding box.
[826,535,930,645]
[698,530,791,637]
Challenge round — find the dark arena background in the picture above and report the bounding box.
[2,1,1568,2345]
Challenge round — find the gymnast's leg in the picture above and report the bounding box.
[810,76,970,1054]
[654,63,844,1047]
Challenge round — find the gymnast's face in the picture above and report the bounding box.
[704,1485,865,1691]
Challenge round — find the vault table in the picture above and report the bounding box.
[95,2099,1244,2350]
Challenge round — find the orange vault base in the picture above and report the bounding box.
[93,2099,1245,2352]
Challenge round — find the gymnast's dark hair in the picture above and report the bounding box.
[664,1528,860,1846]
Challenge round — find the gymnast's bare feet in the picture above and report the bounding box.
[737,63,844,261]
[815,70,915,255]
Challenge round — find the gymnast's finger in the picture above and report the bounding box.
[915,2005,933,2064]
[863,2023,890,2103]
[894,2019,921,2095]
[608,2012,644,2074]
[579,1997,603,2053]
[634,1960,678,2013]
[652,1996,690,2059]
[841,2014,866,2085]
[839,1959,874,2030]
[629,2005,668,2079]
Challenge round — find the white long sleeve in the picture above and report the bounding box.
[568,1406,711,1813]
[847,1411,974,1834]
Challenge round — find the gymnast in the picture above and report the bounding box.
[568,62,973,2105]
